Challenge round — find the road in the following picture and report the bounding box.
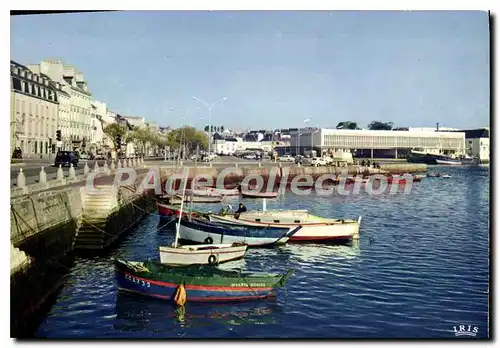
[10,156,294,187]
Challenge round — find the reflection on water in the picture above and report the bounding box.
[113,292,281,333]
[36,166,489,338]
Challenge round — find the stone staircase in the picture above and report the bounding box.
[74,185,119,250]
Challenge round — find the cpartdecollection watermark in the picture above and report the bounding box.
[85,166,418,196]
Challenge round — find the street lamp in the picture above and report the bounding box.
[297,118,310,156]
[297,132,303,156]
[192,96,228,155]
[311,129,320,155]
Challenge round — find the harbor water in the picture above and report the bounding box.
[35,165,490,338]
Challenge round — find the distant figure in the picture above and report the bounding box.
[234,203,247,219]
[361,160,366,166]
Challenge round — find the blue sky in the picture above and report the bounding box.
[10,11,490,130]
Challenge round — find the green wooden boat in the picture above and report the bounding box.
[115,258,294,302]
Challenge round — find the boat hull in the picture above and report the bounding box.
[241,191,279,199]
[179,219,291,246]
[115,259,293,302]
[157,202,203,218]
[159,244,247,266]
[208,215,359,242]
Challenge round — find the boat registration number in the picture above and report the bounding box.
[125,274,151,287]
[231,283,266,287]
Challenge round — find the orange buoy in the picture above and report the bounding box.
[174,284,187,306]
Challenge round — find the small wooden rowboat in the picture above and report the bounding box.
[209,210,361,242]
[159,243,248,266]
[241,191,279,199]
[166,194,224,204]
[178,217,300,246]
[115,258,294,302]
[156,202,205,218]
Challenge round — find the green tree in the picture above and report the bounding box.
[368,121,394,130]
[336,121,358,130]
[103,123,127,149]
[220,125,225,132]
[204,125,210,132]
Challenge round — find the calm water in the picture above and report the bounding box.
[36,166,490,338]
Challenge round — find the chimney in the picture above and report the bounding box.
[436,122,439,132]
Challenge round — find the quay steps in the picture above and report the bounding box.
[74,186,119,250]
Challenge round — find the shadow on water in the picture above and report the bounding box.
[113,291,282,334]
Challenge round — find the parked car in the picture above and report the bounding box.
[278,155,295,162]
[243,154,257,160]
[54,151,79,167]
[79,153,89,161]
[311,157,328,167]
[95,154,107,160]
[295,155,304,164]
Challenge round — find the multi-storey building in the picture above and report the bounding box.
[10,60,64,158]
[90,100,107,153]
[28,60,93,152]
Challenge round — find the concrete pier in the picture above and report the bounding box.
[10,163,155,337]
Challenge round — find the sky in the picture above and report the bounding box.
[10,10,490,131]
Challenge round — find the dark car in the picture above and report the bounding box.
[54,151,79,167]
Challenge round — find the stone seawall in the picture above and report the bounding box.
[10,171,155,337]
[152,163,427,188]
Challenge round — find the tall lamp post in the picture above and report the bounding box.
[192,96,228,155]
[311,129,320,155]
[297,133,303,156]
[298,118,311,156]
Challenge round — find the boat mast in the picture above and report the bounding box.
[174,168,190,248]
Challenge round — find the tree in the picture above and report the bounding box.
[204,125,209,132]
[368,121,394,130]
[336,121,358,130]
[221,125,225,132]
[103,123,127,149]
[210,125,214,132]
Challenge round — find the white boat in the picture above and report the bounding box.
[158,168,248,267]
[435,158,462,165]
[159,243,248,266]
[209,210,361,242]
[178,217,299,246]
[205,187,240,196]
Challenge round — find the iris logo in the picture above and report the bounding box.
[454,325,478,337]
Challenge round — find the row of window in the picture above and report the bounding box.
[321,135,464,149]
[12,78,57,103]
[15,112,56,138]
[11,66,50,87]
[68,90,91,102]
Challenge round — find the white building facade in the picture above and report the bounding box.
[28,60,93,152]
[462,128,490,163]
[291,128,466,158]
[10,60,61,158]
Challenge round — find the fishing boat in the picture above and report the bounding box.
[203,187,240,196]
[412,174,426,182]
[157,202,205,218]
[209,210,361,242]
[115,258,294,302]
[408,148,462,165]
[241,191,279,199]
[158,169,248,267]
[178,217,299,246]
[165,194,224,205]
[159,243,248,266]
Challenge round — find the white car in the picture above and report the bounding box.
[278,155,295,162]
[311,157,328,166]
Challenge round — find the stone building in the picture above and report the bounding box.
[10,60,64,158]
[28,60,93,152]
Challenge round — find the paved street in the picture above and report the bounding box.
[9,156,288,187]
